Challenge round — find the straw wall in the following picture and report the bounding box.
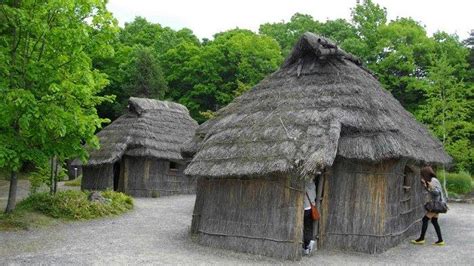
[81,164,113,191]
[191,175,305,260]
[122,156,195,197]
[319,157,424,253]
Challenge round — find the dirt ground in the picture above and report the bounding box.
[1,193,473,265]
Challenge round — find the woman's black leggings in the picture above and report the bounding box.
[418,215,443,242]
[303,209,313,249]
[431,217,443,242]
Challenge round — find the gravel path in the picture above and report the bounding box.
[1,195,473,265]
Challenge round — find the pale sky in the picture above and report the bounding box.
[107,0,473,40]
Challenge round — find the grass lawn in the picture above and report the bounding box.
[0,209,60,231]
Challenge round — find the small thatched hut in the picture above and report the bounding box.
[183,33,451,260]
[82,97,198,197]
[66,159,82,180]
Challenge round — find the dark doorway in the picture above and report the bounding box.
[113,161,121,191]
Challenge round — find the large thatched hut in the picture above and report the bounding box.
[183,33,451,260]
[82,97,198,197]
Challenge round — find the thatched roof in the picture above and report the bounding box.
[184,32,451,178]
[86,97,198,166]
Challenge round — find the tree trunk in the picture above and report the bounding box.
[50,156,54,194]
[5,171,18,213]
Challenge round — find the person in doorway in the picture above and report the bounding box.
[303,176,316,255]
[411,166,446,246]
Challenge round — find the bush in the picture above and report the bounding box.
[437,171,472,195]
[17,190,133,220]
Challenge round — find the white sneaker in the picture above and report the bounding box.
[308,240,315,253]
[303,248,310,256]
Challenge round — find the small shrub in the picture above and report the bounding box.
[437,171,472,195]
[16,190,133,220]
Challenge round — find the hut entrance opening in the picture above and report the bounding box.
[113,161,121,191]
[311,171,325,250]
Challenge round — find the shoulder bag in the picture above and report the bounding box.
[306,192,320,221]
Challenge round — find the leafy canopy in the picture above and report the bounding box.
[0,0,117,171]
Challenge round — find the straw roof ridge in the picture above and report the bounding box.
[183,32,451,179]
[128,97,189,115]
[282,32,376,79]
[86,97,198,166]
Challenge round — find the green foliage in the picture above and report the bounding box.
[28,166,50,194]
[162,29,282,122]
[124,47,167,99]
[119,17,199,54]
[16,190,133,220]
[0,0,117,176]
[438,171,473,195]
[462,30,474,80]
[101,190,134,213]
[28,163,68,193]
[259,13,322,56]
[373,18,434,111]
[94,17,197,120]
[351,0,387,61]
[415,55,474,172]
[96,44,169,119]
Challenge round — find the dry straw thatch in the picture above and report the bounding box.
[86,97,198,166]
[184,32,451,178]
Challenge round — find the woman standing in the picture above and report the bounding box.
[411,166,446,246]
[303,177,316,255]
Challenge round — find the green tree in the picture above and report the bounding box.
[462,30,474,82]
[372,18,434,111]
[95,45,168,120]
[94,44,135,119]
[119,17,200,55]
[0,0,116,212]
[94,17,200,120]
[434,32,471,80]
[125,47,167,99]
[416,55,474,172]
[162,29,283,122]
[351,0,387,62]
[259,13,321,56]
